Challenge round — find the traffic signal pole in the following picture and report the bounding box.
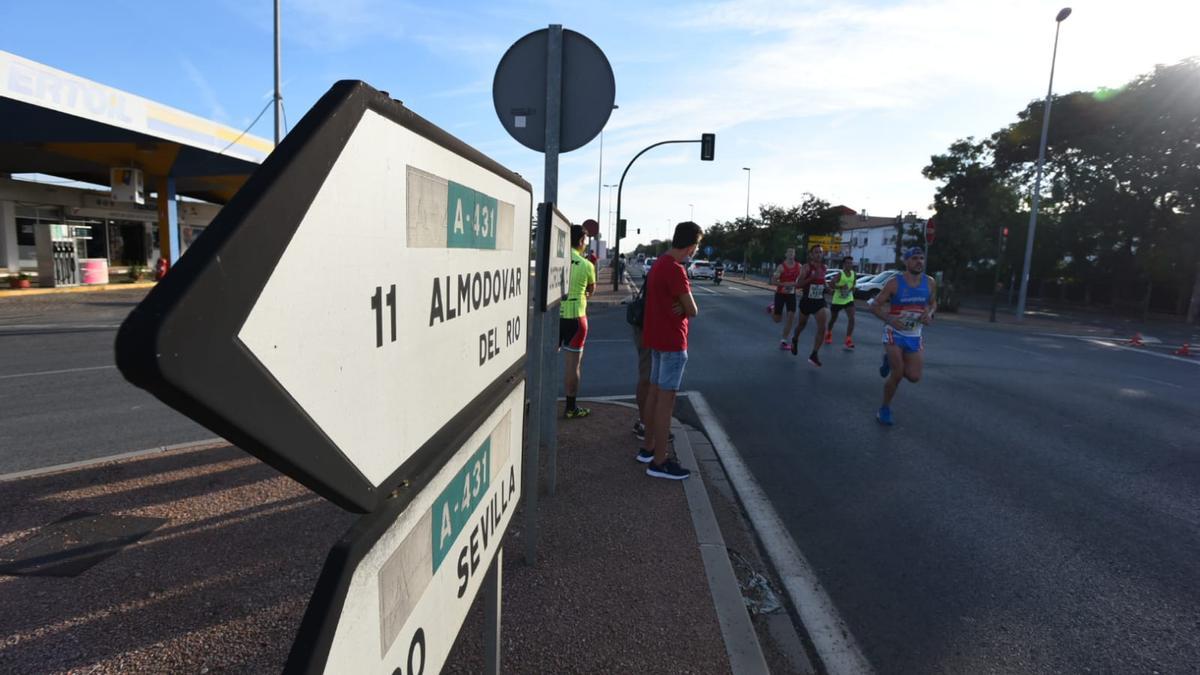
[612,135,714,290]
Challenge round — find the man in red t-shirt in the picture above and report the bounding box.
[638,221,703,480]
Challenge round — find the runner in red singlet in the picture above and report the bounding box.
[790,245,832,366]
[769,247,801,350]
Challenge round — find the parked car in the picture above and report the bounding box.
[688,260,715,280]
[855,270,899,299]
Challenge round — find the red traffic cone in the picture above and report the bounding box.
[1127,333,1145,347]
[1175,343,1191,356]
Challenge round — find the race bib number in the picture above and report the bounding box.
[896,311,921,331]
[807,285,824,300]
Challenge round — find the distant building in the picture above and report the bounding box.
[835,207,924,274]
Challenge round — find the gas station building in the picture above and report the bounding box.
[0,50,270,283]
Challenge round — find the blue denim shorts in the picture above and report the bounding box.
[649,349,688,391]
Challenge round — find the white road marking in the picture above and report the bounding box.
[0,438,225,482]
[1081,338,1200,367]
[0,365,116,381]
[686,391,873,675]
[693,285,719,295]
[1128,374,1184,389]
[1001,346,1046,358]
[0,323,121,331]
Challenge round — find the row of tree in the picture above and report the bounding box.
[631,195,844,266]
[924,58,1200,320]
[631,58,1198,320]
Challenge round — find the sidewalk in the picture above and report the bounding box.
[588,263,639,308]
[0,403,794,673]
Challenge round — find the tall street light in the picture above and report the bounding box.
[689,203,694,221]
[742,167,751,220]
[742,167,751,278]
[1016,7,1072,321]
[603,183,618,245]
[595,104,619,236]
[274,0,282,146]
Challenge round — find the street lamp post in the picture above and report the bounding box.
[273,0,282,146]
[742,167,751,278]
[603,183,617,246]
[595,105,619,235]
[689,203,694,221]
[1016,7,1072,321]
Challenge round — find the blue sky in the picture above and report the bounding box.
[3,0,1196,249]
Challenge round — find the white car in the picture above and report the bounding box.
[855,270,900,299]
[688,260,715,279]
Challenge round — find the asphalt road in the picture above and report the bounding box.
[0,290,211,474]
[576,277,1200,674]
[4,282,1200,672]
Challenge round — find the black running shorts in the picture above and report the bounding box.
[799,298,827,316]
[773,292,796,315]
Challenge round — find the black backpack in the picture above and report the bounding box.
[626,269,650,328]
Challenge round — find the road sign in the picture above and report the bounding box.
[926,217,936,245]
[580,218,599,239]
[286,380,524,675]
[537,203,571,311]
[115,81,532,513]
[808,234,842,253]
[704,245,713,257]
[492,28,615,153]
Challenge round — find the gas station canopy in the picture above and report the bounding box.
[0,50,269,204]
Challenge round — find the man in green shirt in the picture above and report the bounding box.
[826,255,857,349]
[560,225,596,418]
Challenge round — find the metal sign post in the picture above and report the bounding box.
[493,25,615,565]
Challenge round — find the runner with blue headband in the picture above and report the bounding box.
[868,247,937,425]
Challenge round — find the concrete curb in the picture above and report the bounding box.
[580,397,770,674]
[686,391,874,675]
[0,281,155,299]
[674,420,771,675]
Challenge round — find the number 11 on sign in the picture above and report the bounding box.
[371,284,397,348]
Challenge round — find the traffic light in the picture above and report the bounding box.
[700,133,715,161]
[1002,227,1009,237]
[617,218,627,240]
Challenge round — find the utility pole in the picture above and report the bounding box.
[274,0,282,146]
[1016,7,1073,320]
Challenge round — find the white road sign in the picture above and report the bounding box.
[238,109,530,488]
[286,381,524,675]
[538,203,571,311]
[115,81,532,512]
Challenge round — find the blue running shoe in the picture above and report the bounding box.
[876,406,894,426]
[879,352,891,378]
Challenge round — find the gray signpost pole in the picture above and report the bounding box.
[494,22,613,565]
[483,548,503,675]
[522,23,563,568]
[542,26,563,499]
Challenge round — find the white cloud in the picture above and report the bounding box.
[180,57,230,123]
[541,0,1200,250]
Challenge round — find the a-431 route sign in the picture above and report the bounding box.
[116,81,532,513]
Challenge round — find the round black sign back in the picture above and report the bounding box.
[493,28,616,153]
